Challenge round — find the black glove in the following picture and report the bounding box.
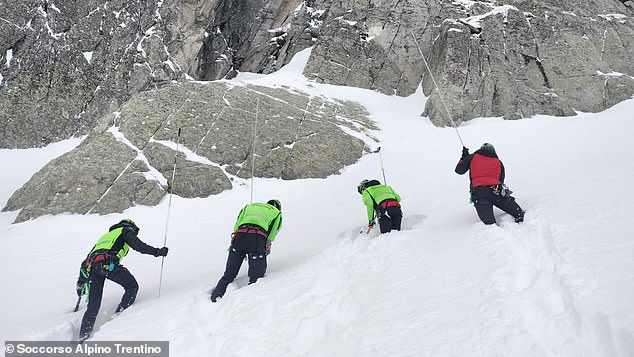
[461,146,469,158]
[154,247,169,257]
[76,282,86,297]
[265,241,272,256]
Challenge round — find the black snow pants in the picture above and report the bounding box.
[377,200,403,234]
[79,261,139,340]
[471,186,524,225]
[210,228,268,302]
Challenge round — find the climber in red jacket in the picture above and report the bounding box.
[455,143,525,225]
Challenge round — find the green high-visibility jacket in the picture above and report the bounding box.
[361,184,401,221]
[78,223,159,285]
[89,227,130,261]
[233,203,283,241]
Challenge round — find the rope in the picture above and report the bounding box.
[411,32,465,147]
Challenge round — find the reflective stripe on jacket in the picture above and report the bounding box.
[361,184,401,221]
[233,203,283,241]
[89,227,130,261]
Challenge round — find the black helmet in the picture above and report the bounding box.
[267,199,281,211]
[358,179,381,194]
[357,179,370,194]
[119,218,140,232]
[480,143,495,151]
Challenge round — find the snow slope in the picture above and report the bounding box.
[1,49,633,357]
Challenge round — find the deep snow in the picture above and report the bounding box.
[1,48,633,357]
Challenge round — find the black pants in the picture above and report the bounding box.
[211,231,267,302]
[79,261,138,340]
[377,202,403,234]
[471,186,524,225]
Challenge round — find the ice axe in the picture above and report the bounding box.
[366,222,375,234]
[359,226,374,235]
[359,219,375,235]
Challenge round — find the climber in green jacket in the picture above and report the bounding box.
[358,179,402,234]
[210,199,283,302]
[76,219,168,341]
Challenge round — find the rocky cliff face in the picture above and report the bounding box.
[2,0,633,148]
[2,82,374,222]
[2,0,633,221]
[421,0,634,124]
[0,0,221,148]
[197,0,634,123]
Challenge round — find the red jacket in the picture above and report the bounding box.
[455,147,505,188]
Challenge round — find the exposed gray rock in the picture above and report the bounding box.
[302,0,429,96]
[422,13,580,124]
[114,81,374,180]
[196,0,316,80]
[198,0,634,124]
[2,133,138,222]
[0,0,209,148]
[91,159,165,215]
[602,73,634,108]
[3,0,634,150]
[420,1,634,123]
[2,81,375,222]
[144,142,232,198]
